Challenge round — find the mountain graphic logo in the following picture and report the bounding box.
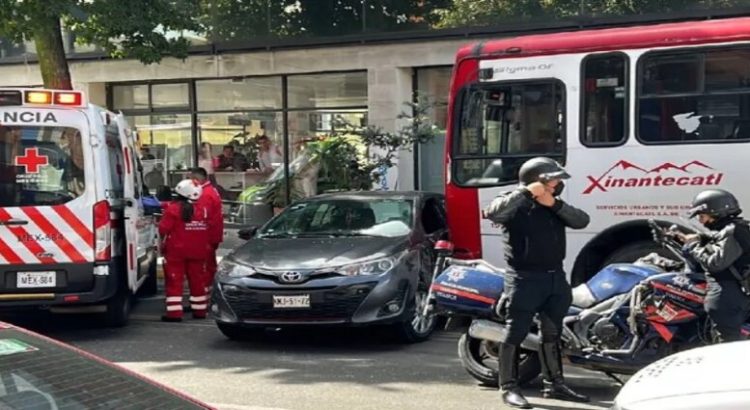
[583,160,722,194]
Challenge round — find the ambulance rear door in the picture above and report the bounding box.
[114,113,155,291]
[0,92,96,299]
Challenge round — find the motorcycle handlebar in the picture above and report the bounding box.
[647,219,702,273]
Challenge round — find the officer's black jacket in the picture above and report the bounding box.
[484,187,590,273]
[688,219,750,281]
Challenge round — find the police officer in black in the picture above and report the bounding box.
[673,189,750,343]
[484,157,590,409]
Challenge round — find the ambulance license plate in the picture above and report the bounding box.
[17,272,56,288]
[273,295,310,308]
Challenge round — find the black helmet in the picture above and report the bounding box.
[688,189,742,219]
[518,157,570,185]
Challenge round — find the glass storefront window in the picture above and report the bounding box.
[196,77,282,111]
[112,85,149,111]
[130,114,194,191]
[287,109,367,196]
[288,72,368,108]
[110,71,370,221]
[197,112,284,201]
[416,67,452,193]
[151,83,190,109]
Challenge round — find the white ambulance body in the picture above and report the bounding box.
[0,88,158,326]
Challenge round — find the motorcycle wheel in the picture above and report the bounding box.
[457,332,541,387]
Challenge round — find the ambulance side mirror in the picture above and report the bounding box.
[238,226,259,240]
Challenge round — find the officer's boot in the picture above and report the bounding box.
[498,342,532,409]
[539,342,589,403]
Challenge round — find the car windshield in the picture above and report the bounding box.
[0,326,207,409]
[259,198,413,238]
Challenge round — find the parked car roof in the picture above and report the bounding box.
[306,190,444,202]
[0,321,214,409]
[611,340,750,410]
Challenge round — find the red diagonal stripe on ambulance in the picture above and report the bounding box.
[0,208,56,264]
[0,235,23,264]
[53,205,93,246]
[21,207,86,263]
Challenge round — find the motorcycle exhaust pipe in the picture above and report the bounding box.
[468,319,541,351]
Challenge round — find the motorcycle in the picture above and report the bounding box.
[424,220,750,387]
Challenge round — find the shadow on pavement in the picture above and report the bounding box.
[0,296,621,404]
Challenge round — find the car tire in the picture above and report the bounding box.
[393,282,438,343]
[217,322,260,341]
[137,256,159,297]
[457,332,541,387]
[103,287,132,328]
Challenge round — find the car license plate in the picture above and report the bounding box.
[273,295,310,309]
[17,271,56,288]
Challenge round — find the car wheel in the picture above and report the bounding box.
[394,282,438,343]
[103,287,132,328]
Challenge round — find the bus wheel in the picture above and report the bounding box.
[602,240,668,266]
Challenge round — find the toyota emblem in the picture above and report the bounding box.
[280,271,304,283]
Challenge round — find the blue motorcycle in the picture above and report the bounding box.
[424,220,750,386]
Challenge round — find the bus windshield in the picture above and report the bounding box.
[454,80,564,187]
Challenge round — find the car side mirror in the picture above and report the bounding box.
[238,226,259,240]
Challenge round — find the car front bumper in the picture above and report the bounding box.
[211,271,414,326]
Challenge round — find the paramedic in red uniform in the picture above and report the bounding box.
[190,167,223,293]
[159,179,212,322]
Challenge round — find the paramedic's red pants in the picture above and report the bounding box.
[164,257,208,319]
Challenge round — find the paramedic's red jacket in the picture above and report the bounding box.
[197,182,224,246]
[158,201,212,259]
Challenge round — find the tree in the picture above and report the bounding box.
[432,0,746,28]
[200,0,451,42]
[0,0,202,89]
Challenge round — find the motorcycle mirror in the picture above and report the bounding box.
[434,240,455,256]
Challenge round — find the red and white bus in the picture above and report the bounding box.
[444,16,750,285]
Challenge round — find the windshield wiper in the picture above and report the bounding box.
[296,231,374,238]
[258,233,295,239]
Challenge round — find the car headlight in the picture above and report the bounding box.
[217,260,256,278]
[337,255,398,277]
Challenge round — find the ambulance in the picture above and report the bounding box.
[0,88,159,327]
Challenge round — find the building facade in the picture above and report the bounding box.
[0,38,457,200]
[0,5,741,203]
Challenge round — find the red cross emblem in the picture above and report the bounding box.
[15,148,49,174]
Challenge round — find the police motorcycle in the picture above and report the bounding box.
[424,220,750,387]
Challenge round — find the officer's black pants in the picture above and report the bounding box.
[502,270,572,346]
[704,278,750,343]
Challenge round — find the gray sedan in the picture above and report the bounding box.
[211,191,449,343]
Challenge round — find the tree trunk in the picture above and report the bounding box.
[32,15,72,90]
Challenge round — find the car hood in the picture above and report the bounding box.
[614,340,750,410]
[229,236,408,270]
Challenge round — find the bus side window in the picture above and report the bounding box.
[581,53,628,146]
[638,46,750,144]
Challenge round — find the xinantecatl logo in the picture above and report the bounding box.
[583,160,724,194]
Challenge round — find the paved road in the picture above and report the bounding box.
[4,295,622,410]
